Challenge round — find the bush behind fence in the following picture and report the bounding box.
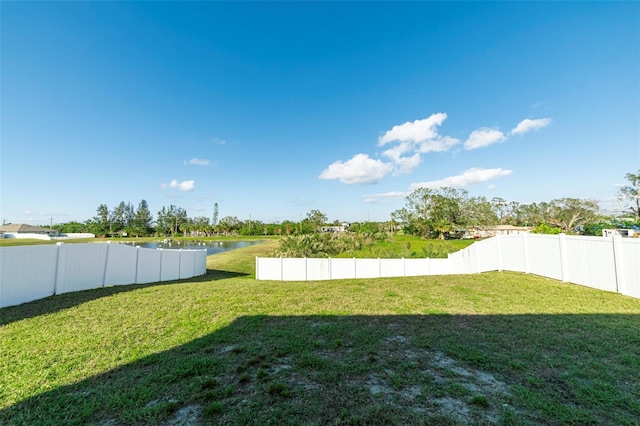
[256,234,640,299]
[0,242,207,308]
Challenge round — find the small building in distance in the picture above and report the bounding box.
[462,225,533,239]
[320,222,351,233]
[602,228,639,238]
[0,224,60,239]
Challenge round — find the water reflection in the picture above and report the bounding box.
[124,240,263,256]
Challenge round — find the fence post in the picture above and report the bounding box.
[134,246,140,284]
[159,249,163,282]
[403,257,406,277]
[102,241,111,287]
[280,257,283,281]
[53,242,63,295]
[559,234,569,282]
[305,257,308,281]
[378,258,381,278]
[255,257,259,280]
[354,257,357,279]
[329,257,332,280]
[178,250,182,279]
[612,235,624,294]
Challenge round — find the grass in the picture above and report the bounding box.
[340,234,476,258]
[1,241,640,425]
[0,235,278,247]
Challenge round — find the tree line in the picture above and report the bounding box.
[392,170,640,238]
[50,170,639,238]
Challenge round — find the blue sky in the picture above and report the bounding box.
[2,2,638,225]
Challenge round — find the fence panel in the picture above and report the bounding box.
[180,250,195,279]
[195,250,207,276]
[282,258,307,281]
[56,244,109,294]
[619,239,640,298]
[0,245,58,308]
[447,250,471,275]
[564,236,617,292]
[355,259,380,279]
[331,258,357,279]
[380,259,405,277]
[254,236,639,300]
[474,238,500,272]
[104,243,138,285]
[404,259,430,276]
[499,236,526,272]
[136,248,162,284]
[160,250,181,281]
[1,244,207,307]
[307,258,331,280]
[526,234,563,281]
[429,258,454,275]
[256,257,283,280]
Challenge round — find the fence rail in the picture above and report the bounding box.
[0,242,207,308]
[256,234,640,299]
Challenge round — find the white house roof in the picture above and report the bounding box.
[0,224,57,233]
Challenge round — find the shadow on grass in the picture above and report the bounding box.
[3,314,640,425]
[0,269,248,326]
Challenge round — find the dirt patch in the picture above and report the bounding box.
[166,404,201,426]
[367,332,516,424]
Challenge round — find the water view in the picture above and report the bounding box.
[126,240,264,256]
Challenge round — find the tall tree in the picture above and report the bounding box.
[465,196,499,228]
[133,200,153,237]
[305,209,328,232]
[94,204,110,236]
[218,216,241,235]
[547,198,599,233]
[617,170,640,219]
[109,201,126,235]
[490,197,509,224]
[392,187,470,238]
[123,202,135,236]
[156,205,187,237]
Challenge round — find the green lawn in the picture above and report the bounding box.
[0,235,281,247]
[1,240,639,425]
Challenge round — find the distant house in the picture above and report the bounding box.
[0,224,60,239]
[602,229,638,238]
[463,225,533,239]
[320,222,351,233]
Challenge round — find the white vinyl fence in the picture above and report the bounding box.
[0,242,207,308]
[256,234,640,299]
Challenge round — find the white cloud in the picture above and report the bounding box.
[378,113,448,145]
[394,153,422,175]
[418,136,459,153]
[163,179,195,191]
[212,137,227,144]
[363,191,408,203]
[382,143,422,174]
[464,128,506,150]
[510,118,551,136]
[319,153,394,184]
[410,167,512,190]
[184,158,210,166]
[320,113,550,187]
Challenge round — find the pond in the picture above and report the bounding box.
[125,240,264,256]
